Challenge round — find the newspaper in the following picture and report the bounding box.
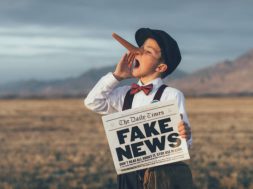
[102,100,190,175]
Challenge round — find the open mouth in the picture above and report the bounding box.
[133,59,140,69]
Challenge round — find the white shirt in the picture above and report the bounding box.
[84,72,192,148]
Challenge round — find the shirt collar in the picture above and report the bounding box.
[137,77,164,91]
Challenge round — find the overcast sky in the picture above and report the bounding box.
[0,0,253,83]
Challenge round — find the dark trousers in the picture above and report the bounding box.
[117,162,193,189]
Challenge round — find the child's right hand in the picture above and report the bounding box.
[113,52,135,81]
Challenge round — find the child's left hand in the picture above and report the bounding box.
[178,115,191,141]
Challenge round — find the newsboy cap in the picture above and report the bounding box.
[135,28,181,78]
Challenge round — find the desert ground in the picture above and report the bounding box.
[0,98,252,189]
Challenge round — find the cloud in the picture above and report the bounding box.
[0,29,116,56]
[0,0,253,83]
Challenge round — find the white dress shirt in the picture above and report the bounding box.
[84,72,192,148]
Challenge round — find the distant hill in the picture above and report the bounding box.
[168,49,253,96]
[0,65,187,98]
[2,49,252,98]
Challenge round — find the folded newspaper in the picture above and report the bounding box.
[102,100,190,175]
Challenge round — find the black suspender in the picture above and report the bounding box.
[153,84,167,102]
[122,90,135,111]
[122,84,167,111]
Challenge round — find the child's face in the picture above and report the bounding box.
[132,38,162,79]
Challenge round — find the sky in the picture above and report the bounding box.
[0,0,253,84]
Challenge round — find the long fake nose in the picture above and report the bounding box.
[112,33,143,54]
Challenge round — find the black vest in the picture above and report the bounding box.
[122,84,167,111]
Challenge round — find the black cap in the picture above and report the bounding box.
[135,28,181,78]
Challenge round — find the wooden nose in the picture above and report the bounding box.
[112,33,142,54]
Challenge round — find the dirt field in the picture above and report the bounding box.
[0,98,252,189]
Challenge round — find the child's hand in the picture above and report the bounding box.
[178,114,191,141]
[113,52,135,81]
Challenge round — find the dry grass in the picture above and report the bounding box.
[0,98,252,189]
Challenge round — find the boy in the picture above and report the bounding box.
[84,28,193,189]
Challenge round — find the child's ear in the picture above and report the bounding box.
[155,63,167,73]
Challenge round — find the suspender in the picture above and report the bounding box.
[153,84,167,102]
[122,90,135,111]
[122,84,167,111]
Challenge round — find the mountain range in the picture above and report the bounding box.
[0,65,186,98]
[168,49,253,96]
[0,49,252,98]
